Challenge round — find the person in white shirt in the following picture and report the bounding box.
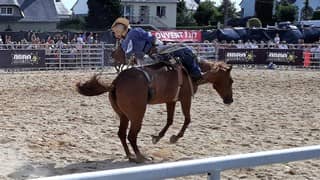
[274,33,280,44]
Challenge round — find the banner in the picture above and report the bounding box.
[219,48,304,65]
[152,30,202,42]
[0,49,46,68]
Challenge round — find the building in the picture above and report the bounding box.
[0,0,71,32]
[72,0,177,29]
[240,0,320,21]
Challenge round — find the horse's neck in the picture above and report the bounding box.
[197,60,215,86]
[199,60,213,73]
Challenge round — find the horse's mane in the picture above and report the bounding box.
[199,60,231,72]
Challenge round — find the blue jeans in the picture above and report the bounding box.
[159,47,202,79]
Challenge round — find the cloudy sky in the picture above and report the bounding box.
[61,0,241,10]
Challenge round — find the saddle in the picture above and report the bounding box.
[135,60,194,102]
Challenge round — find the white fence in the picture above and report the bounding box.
[37,145,320,180]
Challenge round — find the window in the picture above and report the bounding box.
[0,7,13,15]
[1,8,6,14]
[7,8,13,15]
[122,5,133,17]
[156,6,166,17]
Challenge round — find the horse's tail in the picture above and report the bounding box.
[76,75,114,96]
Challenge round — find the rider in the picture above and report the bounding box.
[111,17,202,81]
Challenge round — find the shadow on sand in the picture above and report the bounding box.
[8,158,144,179]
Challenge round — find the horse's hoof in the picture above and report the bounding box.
[170,135,179,144]
[151,135,160,144]
[129,155,153,163]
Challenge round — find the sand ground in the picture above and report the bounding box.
[0,68,319,180]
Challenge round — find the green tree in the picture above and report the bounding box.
[275,2,297,22]
[301,0,313,20]
[246,17,262,28]
[177,0,196,26]
[217,0,239,25]
[312,10,320,20]
[255,0,274,25]
[86,0,122,30]
[57,17,86,31]
[193,0,220,26]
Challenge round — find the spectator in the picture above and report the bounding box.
[236,40,245,48]
[259,40,266,48]
[274,33,280,44]
[278,41,288,49]
[76,34,84,44]
[87,32,95,44]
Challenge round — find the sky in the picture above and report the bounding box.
[61,0,242,10]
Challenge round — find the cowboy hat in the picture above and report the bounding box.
[111,17,130,37]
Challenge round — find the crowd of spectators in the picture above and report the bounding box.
[0,32,101,50]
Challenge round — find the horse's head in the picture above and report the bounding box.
[111,45,126,65]
[201,61,233,105]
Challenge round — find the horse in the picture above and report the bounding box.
[76,46,233,163]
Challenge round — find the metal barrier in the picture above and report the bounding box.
[44,44,110,70]
[0,43,114,70]
[36,145,320,180]
[0,43,320,70]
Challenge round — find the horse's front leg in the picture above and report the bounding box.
[170,98,191,144]
[152,102,176,144]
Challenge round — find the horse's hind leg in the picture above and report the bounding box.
[152,102,176,144]
[118,115,133,158]
[109,93,133,159]
[127,116,151,163]
[170,98,191,144]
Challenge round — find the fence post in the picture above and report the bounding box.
[208,170,220,180]
[101,43,104,68]
[59,46,62,70]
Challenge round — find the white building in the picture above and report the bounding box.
[240,0,320,21]
[72,0,177,29]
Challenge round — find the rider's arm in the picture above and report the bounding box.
[121,37,134,58]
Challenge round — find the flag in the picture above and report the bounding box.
[303,50,311,67]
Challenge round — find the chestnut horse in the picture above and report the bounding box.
[76,46,233,163]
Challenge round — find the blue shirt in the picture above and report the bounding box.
[121,28,155,59]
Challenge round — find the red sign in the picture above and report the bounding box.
[152,30,202,42]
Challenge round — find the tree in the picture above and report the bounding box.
[301,0,313,20]
[193,0,220,26]
[312,10,320,20]
[86,0,122,30]
[217,0,239,25]
[177,0,196,26]
[255,0,274,25]
[275,2,297,22]
[247,17,262,28]
[57,17,86,31]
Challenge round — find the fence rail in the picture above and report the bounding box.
[0,43,320,70]
[36,145,320,180]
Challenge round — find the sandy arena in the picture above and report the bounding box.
[0,68,319,180]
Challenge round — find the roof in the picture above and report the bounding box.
[121,0,177,3]
[0,0,20,6]
[16,0,70,22]
[55,1,72,17]
[0,0,24,21]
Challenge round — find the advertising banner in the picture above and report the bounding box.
[219,48,303,65]
[152,30,202,42]
[0,50,46,68]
